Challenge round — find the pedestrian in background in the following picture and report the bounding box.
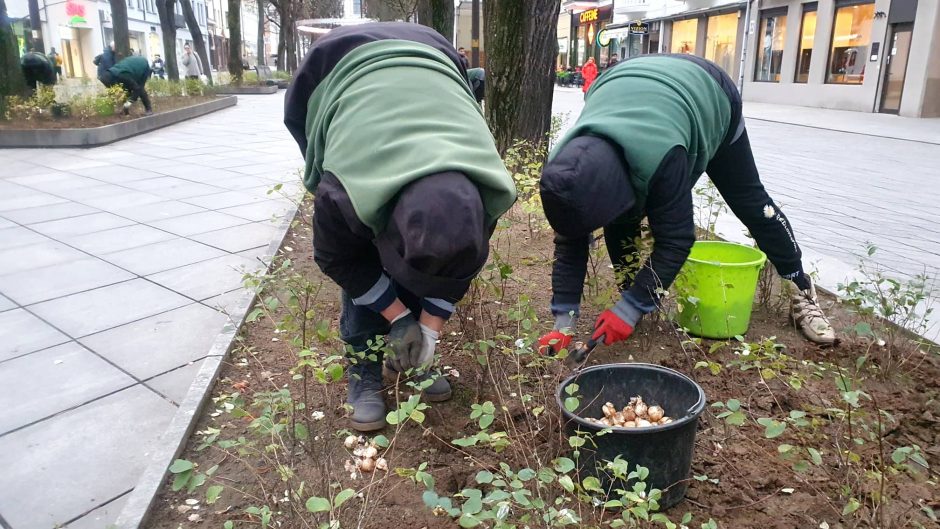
[457,47,470,69]
[93,42,116,82]
[581,57,598,97]
[181,44,202,80]
[467,67,485,103]
[607,54,619,70]
[151,54,166,79]
[48,47,63,80]
[100,55,153,115]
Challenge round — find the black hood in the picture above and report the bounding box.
[376,171,488,300]
[540,136,635,237]
[284,22,467,154]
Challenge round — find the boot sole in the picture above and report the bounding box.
[423,389,452,403]
[350,418,386,432]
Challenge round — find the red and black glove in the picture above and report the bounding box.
[538,330,573,355]
[592,309,635,346]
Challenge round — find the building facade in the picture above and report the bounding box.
[605,0,939,117]
[559,0,616,68]
[455,0,485,66]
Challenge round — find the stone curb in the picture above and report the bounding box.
[215,85,279,95]
[0,96,237,148]
[113,198,301,529]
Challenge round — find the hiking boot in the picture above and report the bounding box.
[347,361,386,431]
[383,362,452,402]
[790,280,836,345]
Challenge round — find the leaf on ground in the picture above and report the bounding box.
[169,459,194,473]
[305,496,330,513]
[206,485,223,505]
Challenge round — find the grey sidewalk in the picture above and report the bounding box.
[0,94,303,528]
[553,88,940,339]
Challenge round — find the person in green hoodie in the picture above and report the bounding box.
[284,23,516,431]
[100,55,153,115]
[537,54,835,356]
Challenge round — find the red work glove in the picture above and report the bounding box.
[538,330,573,355]
[592,309,635,345]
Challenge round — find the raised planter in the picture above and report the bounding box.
[214,84,279,95]
[0,96,237,148]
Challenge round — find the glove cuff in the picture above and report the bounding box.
[391,308,413,324]
[419,323,440,340]
[610,298,642,327]
[553,312,578,333]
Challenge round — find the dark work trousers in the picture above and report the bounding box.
[339,282,421,362]
[101,71,153,112]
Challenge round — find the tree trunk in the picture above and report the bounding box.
[227,0,242,82]
[482,0,524,153]
[417,0,453,42]
[157,0,180,80]
[256,0,264,66]
[180,0,212,83]
[109,0,131,58]
[1,0,26,115]
[483,0,559,153]
[27,0,44,51]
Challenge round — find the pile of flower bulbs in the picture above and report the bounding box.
[587,396,673,428]
[343,435,388,477]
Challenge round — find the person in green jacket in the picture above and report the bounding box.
[537,54,835,356]
[284,23,516,431]
[467,67,485,103]
[100,55,153,115]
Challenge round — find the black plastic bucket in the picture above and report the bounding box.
[555,363,706,509]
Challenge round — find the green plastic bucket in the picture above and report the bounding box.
[674,241,767,339]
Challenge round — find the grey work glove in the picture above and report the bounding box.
[385,310,423,373]
[414,323,440,371]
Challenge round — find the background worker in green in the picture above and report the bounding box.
[99,55,153,115]
[284,23,516,431]
[537,54,835,355]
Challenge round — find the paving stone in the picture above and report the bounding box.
[0,294,15,312]
[0,216,15,229]
[66,224,177,255]
[102,237,226,275]
[1,202,100,225]
[0,308,71,361]
[219,199,296,222]
[80,190,166,211]
[29,212,135,238]
[182,190,267,209]
[79,302,229,380]
[28,279,191,338]
[0,385,175,529]
[63,492,129,529]
[0,239,88,276]
[107,199,207,223]
[0,189,69,212]
[191,221,282,253]
[146,359,206,404]
[147,210,252,236]
[0,257,135,306]
[71,164,165,183]
[121,176,225,200]
[202,288,253,317]
[0,342,136,434]
[147,254,265,300]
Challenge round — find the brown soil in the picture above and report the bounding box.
[0,96,218,129]
[146,202,940,529]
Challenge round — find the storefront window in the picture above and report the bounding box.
[827,2,874,84]
[670,19,697,54]
[755,10,787,82]
[705,13,738,74]
[795,5,817,83]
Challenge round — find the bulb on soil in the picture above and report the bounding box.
[363,446,378,459]
[647,406,664,422]
[343,435,359,449]
[358,458,375,472]
[375,457,388,471]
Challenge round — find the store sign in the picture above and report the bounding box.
[596,29,611,47]
[65,0,87,25]
[580,8,599,24]
[629,22,649,35]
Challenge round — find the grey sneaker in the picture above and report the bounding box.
[347,361,386,432]
[790,280,836,345]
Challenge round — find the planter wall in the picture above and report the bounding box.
[0,96,238,148]
[214,85,279,95]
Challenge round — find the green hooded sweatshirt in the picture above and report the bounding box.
[551,56,731,212]
[109,56,152,84]
[303,40,516,235]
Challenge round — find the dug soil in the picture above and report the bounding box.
[148,201,940,529]
[0,96,218,129]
